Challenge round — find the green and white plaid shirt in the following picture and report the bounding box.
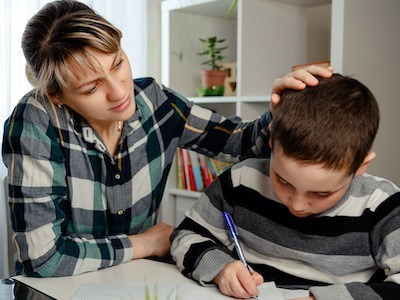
[2,77,271,277]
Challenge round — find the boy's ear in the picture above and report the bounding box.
[355,151,376,176]
[269,139,272,150]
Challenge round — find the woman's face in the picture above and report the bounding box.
[56,48,135,127]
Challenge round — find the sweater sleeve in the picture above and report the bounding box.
[2,99,132,277]
[170,169,237,285]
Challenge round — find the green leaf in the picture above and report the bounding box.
[225,0,238,18]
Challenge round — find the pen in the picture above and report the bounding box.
[222,211,252,274]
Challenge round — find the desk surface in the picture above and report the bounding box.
[13,259,194,300]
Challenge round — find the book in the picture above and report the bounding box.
[210,158,234,177]
[181,149,196,191]
[198,153,212,188]
[176,149,235,192]
[176,148,186,190]
[72,281,309,300]
[188,150,205,191]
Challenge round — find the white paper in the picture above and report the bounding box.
[72,281,308,300]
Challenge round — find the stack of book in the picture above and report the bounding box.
[176,148,234,192]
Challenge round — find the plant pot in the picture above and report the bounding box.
[200,70,227,88]
[199,70,227,96]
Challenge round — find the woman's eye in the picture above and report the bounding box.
[115,59,124,68]
[85,83,98,94]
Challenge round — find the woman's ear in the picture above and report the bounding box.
[355,151,376,176]
[48,92,63,107]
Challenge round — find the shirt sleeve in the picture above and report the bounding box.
[2,100,133,277]
[166,85,272,161]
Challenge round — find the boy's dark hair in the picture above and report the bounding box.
[271,74,379,175]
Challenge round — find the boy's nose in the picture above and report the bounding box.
[289,195,309,212]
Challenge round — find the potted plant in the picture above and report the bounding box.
[198,36,228,96]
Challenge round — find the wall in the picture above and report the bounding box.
[147,0,163,82]
[332,0,400,185]
[307,4,331,62]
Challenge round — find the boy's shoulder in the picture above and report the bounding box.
[229,158,277,200]
[326,173,400,217]
[231,157,270,174]
[353,173,399,197]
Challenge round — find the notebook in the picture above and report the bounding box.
[72,281,309,300]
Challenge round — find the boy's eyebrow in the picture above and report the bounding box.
[273,169,339,194]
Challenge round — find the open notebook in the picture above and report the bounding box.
[72,281,309,300]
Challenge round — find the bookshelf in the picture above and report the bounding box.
[160,0,332,226]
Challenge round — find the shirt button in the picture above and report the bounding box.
[117,210,124,215]
[115,174,121,180]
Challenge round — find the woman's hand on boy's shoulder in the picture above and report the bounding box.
[270,65,334,114]
[213,260,263,299]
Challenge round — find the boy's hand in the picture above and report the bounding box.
[213,260,264,299]
[270,65,334,114]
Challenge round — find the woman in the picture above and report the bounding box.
[2,0,332,277]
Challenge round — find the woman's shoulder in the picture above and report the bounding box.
[7,89,64,130]
[12,90,52,116]
[133,77,189,112]
[133,77,161,92]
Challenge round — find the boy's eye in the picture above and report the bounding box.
[277,177,288,186]
[313,192,330,199]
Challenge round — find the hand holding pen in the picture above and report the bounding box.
[219,211,262,299]
[222,211,252,274]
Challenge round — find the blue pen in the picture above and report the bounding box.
[222,211,252,274]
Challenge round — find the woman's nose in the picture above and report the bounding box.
[106,76,125,101]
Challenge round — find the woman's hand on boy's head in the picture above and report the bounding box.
[213,260,263,299]
[270,65,334,114]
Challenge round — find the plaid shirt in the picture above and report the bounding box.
[2,77,271,277]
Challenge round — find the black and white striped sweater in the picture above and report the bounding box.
[171,158,400,300]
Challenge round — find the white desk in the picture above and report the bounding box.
[13,259,194,300]
[11,259,309,300]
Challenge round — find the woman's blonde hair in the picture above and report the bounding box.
[22,0,122,98]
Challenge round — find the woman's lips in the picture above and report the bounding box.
[112,95,131,112]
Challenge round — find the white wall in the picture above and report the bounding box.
[307,4,331,62]
[332,0,400,185]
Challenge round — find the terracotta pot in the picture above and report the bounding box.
[200,70,227,88]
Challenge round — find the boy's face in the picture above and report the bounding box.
[269,144,353,217]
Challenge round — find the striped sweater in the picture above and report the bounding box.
[171,158,400,300]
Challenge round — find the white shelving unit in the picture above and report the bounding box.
[160,0,332,226]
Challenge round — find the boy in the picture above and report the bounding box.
[170,74,400,300]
